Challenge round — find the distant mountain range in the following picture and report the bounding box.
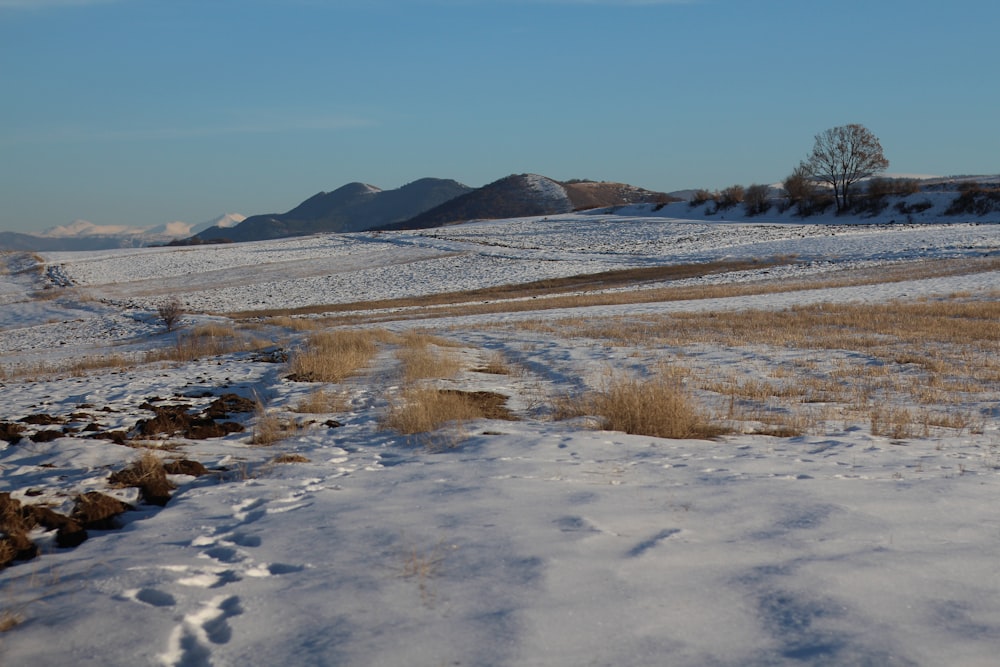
[192,174,674,242]
[384,174,674,231]
[192,178,472,243]
[0,214,245,252]
[1,174,675,251]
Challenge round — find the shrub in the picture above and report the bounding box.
[782,164,814,213]
[894,200,934,216]
[157,298,184,332]
[716,185,745,211]
[689,189,715,207]
[743,184,772,217]
[945,182,1000,216]
[853,177,921,216]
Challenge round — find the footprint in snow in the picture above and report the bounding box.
[124,587,176,608]
[159,595,243,667]
[626,528,681,558]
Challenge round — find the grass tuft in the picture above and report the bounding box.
[289,329,383,382]
[381,388,516,439]
[251,401,300,446]
[557,367,725,440]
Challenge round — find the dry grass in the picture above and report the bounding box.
[530,291,999,439]
[270,453,311,464]
[149,328,264,363]
[399,540,451,606]
[293,388,350,414]
[396,333,464,383]
[0,607,23,632]
[289,329,386,382]
[260,315,322,332]
[108,451,170,488]
[251,401,301,446]
[381,388,516,438]
[556,366,725,440]
[473,351,514,375]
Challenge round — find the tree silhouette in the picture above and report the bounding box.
[804,124,889,213]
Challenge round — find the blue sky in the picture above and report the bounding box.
[1,0,998,232]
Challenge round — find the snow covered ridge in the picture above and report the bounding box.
[0,213,248,252]
[523,173,573,209]
[1,217,1000,665]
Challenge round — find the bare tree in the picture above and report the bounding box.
[157,297,184,332]
[804,124,889,213]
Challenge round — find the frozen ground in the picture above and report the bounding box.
[1,212,999,666]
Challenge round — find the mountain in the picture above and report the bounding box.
[0,213,247,252]
[192,178,473,242]
[387,174,676,230]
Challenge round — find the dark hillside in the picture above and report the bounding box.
[192,178,472,242]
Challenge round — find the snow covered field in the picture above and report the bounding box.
[1,211,999,666]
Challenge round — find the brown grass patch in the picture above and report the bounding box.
[293,388,350,414]
[473,351,513,375]
[270,453,311,464]
[288,329,385,382]
[261,316,322,332]
[533,290,999,438]
[0,608,23,632]
[381,388,516,437]
[397,342,463,383]
[148,329,262,363]
[251,401,301,446]
[556,368,724,439]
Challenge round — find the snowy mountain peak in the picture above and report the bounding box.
[40,219,143,238]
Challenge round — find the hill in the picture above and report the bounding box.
[385,174,675,230]
[192,178,472,242]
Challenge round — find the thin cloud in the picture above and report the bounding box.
[2,115,377,145]
[0,0,122,8]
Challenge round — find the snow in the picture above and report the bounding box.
[524,173,573,211]
[31,213,248,245]
[1,210,1000,666]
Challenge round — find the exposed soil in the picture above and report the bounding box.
[203,393,257,419]
[20,413,65,425]
[109,458,176,507]
[0,422,25,444]
[28,505,88,548]
[0,493,37,568]
[29,429,63,443]
[71,492,132,530]
[439,390,517,421]
[163,459,211,477]
[134,404,244,440]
